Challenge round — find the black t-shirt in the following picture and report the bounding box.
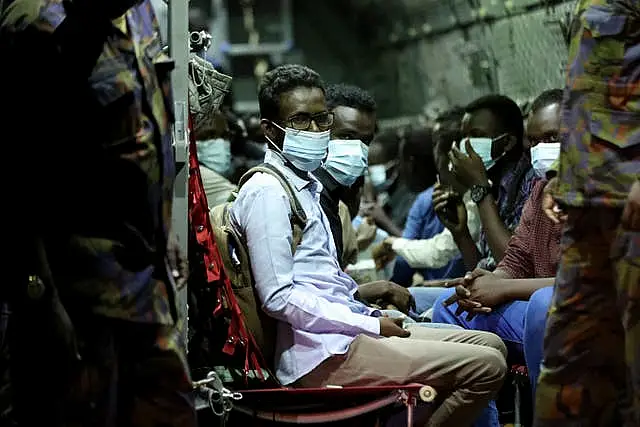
[314,168,345,267]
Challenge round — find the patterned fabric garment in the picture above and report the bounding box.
[1,0,178,324]
[534,208,639,427]
[535,1,640,426]
[477,156,536,270]
[496,178,563,279]
[554,0,640,208]
[9,312,196,427]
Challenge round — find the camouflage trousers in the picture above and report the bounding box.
[534,207,639,427]
[9,311,197,427]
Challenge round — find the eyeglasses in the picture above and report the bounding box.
[287,111,334,131]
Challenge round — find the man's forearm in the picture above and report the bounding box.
[376,215,403,237]
[452,230,481,270]
[477,195,512,262]
[501,277,555,301]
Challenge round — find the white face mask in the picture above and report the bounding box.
[269,123,330,172]
[368,164,387,187]
[458,135,507,170]
[323,139,369,187]
[530,142,561,178]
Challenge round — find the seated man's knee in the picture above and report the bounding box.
[527,287,553,316]
[525,287,553,336]
[474,330,508,359]
[430,288,456,323]
[474,346,508,388]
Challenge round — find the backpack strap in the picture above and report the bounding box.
[238,163,308,250]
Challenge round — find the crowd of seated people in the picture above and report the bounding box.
[187,59,633,426]
[1,0,637,426]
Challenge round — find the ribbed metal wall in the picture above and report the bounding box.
[358,0,576,118]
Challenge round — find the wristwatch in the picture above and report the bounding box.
[470,184,492,204]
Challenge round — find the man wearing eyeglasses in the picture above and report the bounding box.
[231,64,508,427]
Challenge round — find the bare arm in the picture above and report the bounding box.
[452,230,482,271]
[476,194,513,263]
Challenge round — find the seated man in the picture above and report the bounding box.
[314,83,376,269]
[196,111,238,208]
[431,89,565,395]
[361,130,419,237]
[381,123,483,316]
[387,109,469,288]
[231,64,507,427]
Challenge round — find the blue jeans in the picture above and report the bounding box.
[408,287,447,320]
[523,286,554,397]
[432,287,554,396]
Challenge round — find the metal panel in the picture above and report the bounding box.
[370,0,574,117]
[168,0,190,347]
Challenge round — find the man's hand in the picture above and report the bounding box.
[622,180,640,231]
[356,217,378,250]
[371,238,396,270]
[464,271,511,308]
[433,184,468,235]
[448,140,490,190]
[442,269,494,320]
[542,177,567,224]
[359,281,416,314]
[379,317,410,338]
[368,203,389,224]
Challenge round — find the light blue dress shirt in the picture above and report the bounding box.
[231,150,381,385]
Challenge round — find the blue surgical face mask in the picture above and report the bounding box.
[530,142,561,178]
[323,139,369,187]
[458,135,507,170]
[269,123,330,172]
[196,138,232,177]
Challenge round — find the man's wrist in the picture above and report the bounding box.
[451,226,472,241]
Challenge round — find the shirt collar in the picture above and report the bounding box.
[264,150,319,192]
[499,156,531,196]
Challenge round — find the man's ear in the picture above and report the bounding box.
[261,119,276,143]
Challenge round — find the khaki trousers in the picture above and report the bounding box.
[297,324,507,427]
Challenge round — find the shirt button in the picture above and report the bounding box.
[197,225,204,232]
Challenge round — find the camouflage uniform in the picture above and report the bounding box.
[0,1,195,426]
[535,1,640,426]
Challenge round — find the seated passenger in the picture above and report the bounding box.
[387,109,469,288]
[390,122,483,316]
[431,89,565,396]
[231,64,507,427]
[360,130,419,237]
[314,83,376,269]
[450,94,536,270]
[196,111,237,208]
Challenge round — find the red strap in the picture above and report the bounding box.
[187,114,276,384]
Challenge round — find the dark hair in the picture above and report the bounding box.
[401,127,437,190]
[436,107,465,126]
[465,94,524,143]
[402,128,433,161]
[258,64,326,122]
[326,83,377,113]
[530,89,564,114]
[371,129,400,161]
